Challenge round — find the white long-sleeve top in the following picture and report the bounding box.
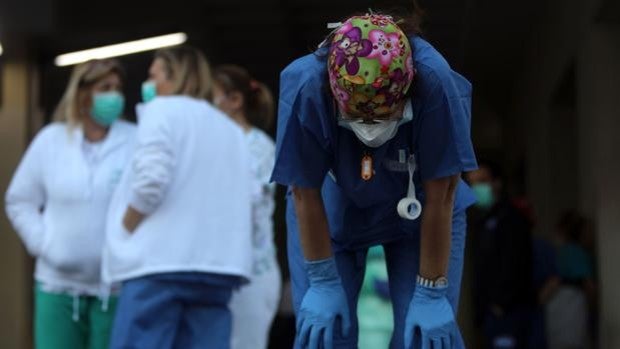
[102,96,253,283]
[245,128,279,276]
[5,120,136,295]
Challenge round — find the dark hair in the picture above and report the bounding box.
[213,65,275,131]
[318,1,425,50]
[557,210,586,242]
[380,0,425,35]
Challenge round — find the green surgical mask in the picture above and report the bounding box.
[472,183,495,210]
[141,80,157,103]
[91,91,124,126]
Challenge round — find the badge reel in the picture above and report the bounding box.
[397,155,422,220]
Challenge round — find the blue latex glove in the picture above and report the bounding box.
[297,257,351,349]
[404,282,456,349]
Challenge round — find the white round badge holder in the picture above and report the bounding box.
[397,155,422,220]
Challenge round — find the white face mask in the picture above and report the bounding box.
[339,100,413,148]
[348,120,399,148]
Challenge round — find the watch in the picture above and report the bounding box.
[416,275,449,288]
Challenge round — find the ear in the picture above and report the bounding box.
[228,91,244,111]
[158,78,176,96]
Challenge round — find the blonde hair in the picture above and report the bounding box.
[154,46,213,101]
[52,59,124,127]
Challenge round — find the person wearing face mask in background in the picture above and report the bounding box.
[4,59,135,349]
[466,160,535,349]
[103,46,253,349]
[212,65,282,349]
[271,6,478,348]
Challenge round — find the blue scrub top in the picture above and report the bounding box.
[272,37,478,250]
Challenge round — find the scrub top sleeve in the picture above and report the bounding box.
[416,71,477,182]
[271,83,332,189]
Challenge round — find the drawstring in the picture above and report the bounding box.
[101,295,110,312]
[72,292,80,322]
[99,284,111,313]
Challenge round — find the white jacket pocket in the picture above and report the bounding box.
[39,223,102,280]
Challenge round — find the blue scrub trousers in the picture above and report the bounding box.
[287,198,468,349]
[110,273,236,349]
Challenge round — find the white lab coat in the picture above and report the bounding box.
[5,120,136,295]
[102,96,253,283]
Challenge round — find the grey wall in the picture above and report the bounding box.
[578,23,620,348]
[509,0,620,346]
[0,42,40,349]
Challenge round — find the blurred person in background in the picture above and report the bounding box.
[466,160,535,349]
[530,234,560,349]
[212,65,282,349]
[357,245,394,349]
[4,59,135,349]
[272,4,477,348]
[580,216,599,348]
[103,46,253,349]
[546,210,596,349]
[513,196,562,349]
[269,280,298,348]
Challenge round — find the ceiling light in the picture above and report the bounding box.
[55,32,187,66]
